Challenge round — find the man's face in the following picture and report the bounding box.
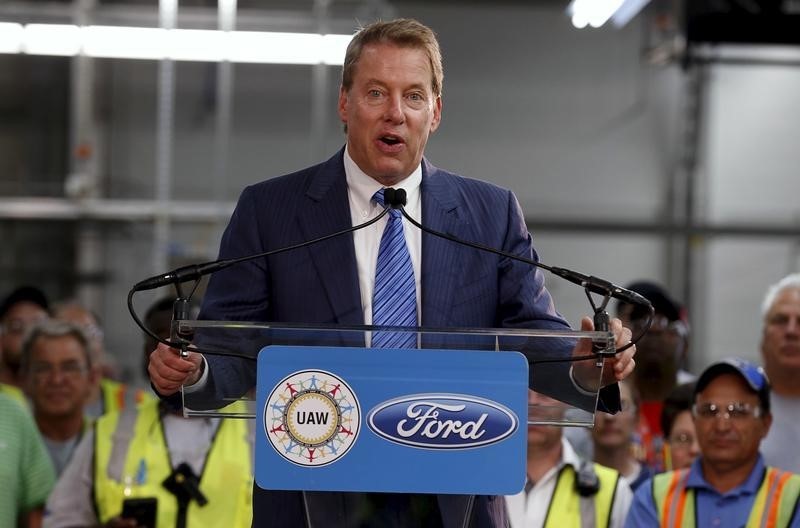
[23,335,94,419]
[338,42,442,186]
[694,373,770,475]
[761,287,800,375]
[1,302,48,368]
[619,306,685,388]
[667,410,699,470]
[592,382,638,449]
[526,390,563,451]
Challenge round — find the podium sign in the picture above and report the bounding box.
[255,345,528,495]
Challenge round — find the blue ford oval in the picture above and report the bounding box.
[367,394,518,449]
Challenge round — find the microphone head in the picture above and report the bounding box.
[383,187,407,207]
[383,188,396,207]
[394,188,407,206]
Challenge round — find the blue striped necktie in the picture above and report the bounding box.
[372,188,417,348]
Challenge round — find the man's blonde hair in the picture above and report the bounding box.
[341,18,444,97]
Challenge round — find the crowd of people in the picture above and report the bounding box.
[3,275,800,528]
[510,275,800,528]
[0,288,254,528]
[2,15,800,528]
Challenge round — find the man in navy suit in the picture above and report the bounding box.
[148,18,636,528]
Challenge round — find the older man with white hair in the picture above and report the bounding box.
[759,273,800,473]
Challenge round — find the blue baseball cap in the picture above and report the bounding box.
[694,358,771,413]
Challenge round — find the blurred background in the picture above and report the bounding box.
[1,0,798,385]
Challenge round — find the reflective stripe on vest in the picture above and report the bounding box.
[93,399,253,528]
[100,378,151,415]
[652,467,800,528]
[542,463,620,528]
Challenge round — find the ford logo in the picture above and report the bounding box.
[367,394,518,449]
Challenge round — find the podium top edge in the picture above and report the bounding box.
[176,320,610,339]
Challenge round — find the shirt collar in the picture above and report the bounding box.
[560,437,582,470]
[686,454,767,497]
[343,145,422,211]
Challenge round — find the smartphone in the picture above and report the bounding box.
[121,497,157,528]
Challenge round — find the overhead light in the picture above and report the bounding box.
[0,23,353,65]
[568,0,651,29]
[0,23,23,53]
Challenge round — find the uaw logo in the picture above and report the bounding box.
[264,370,360,467]
[367,394,517,449]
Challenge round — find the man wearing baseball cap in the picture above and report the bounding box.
[624,358,800,528]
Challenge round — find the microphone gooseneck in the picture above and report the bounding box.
[389,188,653,354]
[128,203,393,352]
[130,186,653,356]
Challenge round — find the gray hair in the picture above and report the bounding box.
[20,319,92,374]
[761,273,800,317]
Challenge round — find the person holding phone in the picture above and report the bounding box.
[43,298,254,528]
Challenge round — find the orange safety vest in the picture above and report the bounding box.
[652,466,800,528]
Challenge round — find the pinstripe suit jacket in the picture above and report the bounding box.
[195,147,619,528]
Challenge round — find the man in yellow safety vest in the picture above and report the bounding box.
[506,390,633,527]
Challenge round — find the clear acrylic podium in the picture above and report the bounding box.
[171,320,614,517]
[177,320,613,428]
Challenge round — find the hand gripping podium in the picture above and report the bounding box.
[177,321,611,498]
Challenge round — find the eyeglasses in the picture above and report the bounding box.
[630,315,688,338]
[30,361,88,381]
[668,432,696,448]
[2,318,46,336]
[692,402,763,421]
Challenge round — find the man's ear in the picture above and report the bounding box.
[337,86,349,124]
[430,95,442,133]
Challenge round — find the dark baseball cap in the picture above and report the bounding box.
[694,358,770,413]
[618,281,682,322]
[0,286,50,320]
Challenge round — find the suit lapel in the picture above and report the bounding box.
[296,150,364,326]
[420,161,467,328]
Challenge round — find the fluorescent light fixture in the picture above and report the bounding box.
[0,22,352,64]
[24,24,82,56]
[568,0,627,29]
[0,23,23,53]
[83,26,169,60]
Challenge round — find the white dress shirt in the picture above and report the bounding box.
[343,146,423,329]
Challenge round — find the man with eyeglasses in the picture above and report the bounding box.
[759,273,800,473]
[0,286,50,404]
[624,358,800,528]
[20,320,98,476]
[53,300,150,419]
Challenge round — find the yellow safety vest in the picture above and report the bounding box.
[541,463,621,528]
[653,466,800,528]
[100,378,151,415]
[93,399,253,528]
[0,382,27,408]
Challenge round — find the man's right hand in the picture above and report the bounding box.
[148,343,204,396]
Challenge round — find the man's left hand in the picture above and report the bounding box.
[572,316,636,390]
